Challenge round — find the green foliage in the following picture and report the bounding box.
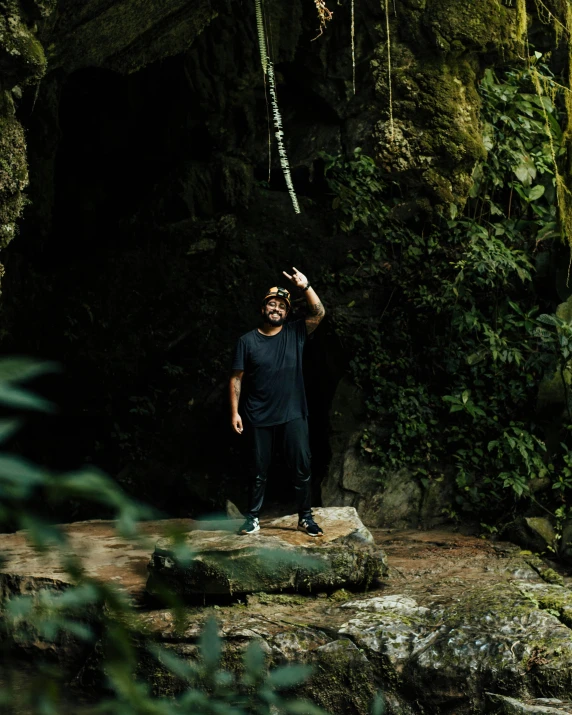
[324,59,572,521]
[0,360,326,714]
[320,149,387,232]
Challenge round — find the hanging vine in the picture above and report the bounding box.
[266,61,301,214]
[385,0,394,140]
[254,0,268,73]
[526,0,572,252]
[351,0,356,94]
[254,0,301,214]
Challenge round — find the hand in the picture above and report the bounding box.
[231,413,243,435]
[283,267,308,289]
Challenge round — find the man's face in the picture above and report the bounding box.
[262,299,288,326]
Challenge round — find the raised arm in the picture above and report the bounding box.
[229,369,244,434]
[283,267,325,335]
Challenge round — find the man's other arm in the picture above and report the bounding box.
[282,267,325,335]
[303,285,325,335]
[229,369,244,434]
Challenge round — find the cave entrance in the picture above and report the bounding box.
[6,2,352,520]
[52,60,206,259]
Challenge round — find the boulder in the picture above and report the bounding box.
[501,516,557,554]
[146,507,387,598]
[0,518,184,671]
[322,379,452,528]
[337,582,572,712]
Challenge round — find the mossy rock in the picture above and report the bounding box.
[300,639,378,715]
[423,0,525,53]
[0,0,49,85]
[501,516,557,555]
[146,507,387,598]
[403,583,572,710]
[0,109,29,249]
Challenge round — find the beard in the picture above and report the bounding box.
[264,310,286,326]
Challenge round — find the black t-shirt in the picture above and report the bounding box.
[231,320,308,427]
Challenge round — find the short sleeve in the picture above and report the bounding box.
[231,337,247,371]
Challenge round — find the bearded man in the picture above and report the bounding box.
[229,267,326,536]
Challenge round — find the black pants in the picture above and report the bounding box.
[244,416,312,520]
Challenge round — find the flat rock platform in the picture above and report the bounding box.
[146,507,387,597]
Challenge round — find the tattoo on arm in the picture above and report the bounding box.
[305,301,325,335]
[229,370,243,410]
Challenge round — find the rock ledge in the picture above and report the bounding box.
[146,507,387,597]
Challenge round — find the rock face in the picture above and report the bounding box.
[322,378,452,528]
[0,0,544,518]
[139,529,572,714]
[5,522,572,712]
[0,0,52,251]
[502,516,557,554]
[146,507,387,597]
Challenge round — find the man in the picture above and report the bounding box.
[229,267,326,536]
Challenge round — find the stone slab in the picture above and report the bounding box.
[146,507,387,597]
[0,519,194,602]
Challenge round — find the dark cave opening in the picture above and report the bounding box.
[5,12,351,522]
[51,58,209,258]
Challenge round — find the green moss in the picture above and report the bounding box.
[373,0,526,209]
[523,554,566,586]
[150,541,385,598]
[0,111,28,250]
[424,0,524,53]
[300,640,377,715]
[257,593,308,606]
[373,45,486,205]
[0,3,47,85]
[524,587,572,629]
[540,568,565,586]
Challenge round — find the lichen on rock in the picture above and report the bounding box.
[0,0,54,252]
[0,98,28,252]
[0,0,50,85]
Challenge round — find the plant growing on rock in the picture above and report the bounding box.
[323,58,572,524]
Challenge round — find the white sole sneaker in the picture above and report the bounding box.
[297,523,323,537]
[238,521,260,535]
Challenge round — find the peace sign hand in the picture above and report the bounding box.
[282,267,308,289]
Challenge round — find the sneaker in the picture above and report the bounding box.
[238,517,260,535]
[297,517,323,537]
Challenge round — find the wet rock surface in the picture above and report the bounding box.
[5,522,572,712]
